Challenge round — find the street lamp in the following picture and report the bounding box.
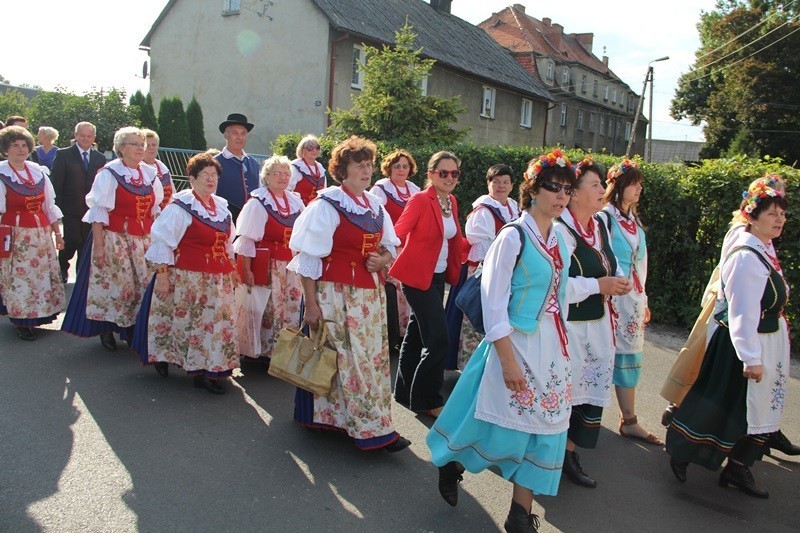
[626,56,669,160]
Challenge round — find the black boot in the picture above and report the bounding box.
[504,501,540,533]
[154,362,169,378]
[765,430,800,456]
[100,332,117,350]
[718,461,769,499]
[562,450,596,488]
[670,456,688,483]
[437,462,463,506]
[661,404,677,427]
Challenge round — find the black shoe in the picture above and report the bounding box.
[670,456,688,483]
[661,404,677,427]
[719,461,769,499]
[154,362,169,378]
[61,270,68,283]
[562,451,596,488]
[504,500,540,533]
[438,462,463,506]
[384,436,412,453]
[100,332,117,350]
[193,375,225,394]
[15,327,36,341]
[765,430,800,456]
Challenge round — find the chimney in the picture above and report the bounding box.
[542,22,564,50]
[574,32,593,53]
[602,55,609,66]
[512,3,525,13]
[430,0,452,14]
[542,17,551,26]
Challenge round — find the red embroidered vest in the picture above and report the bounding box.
[104,168,155,236]
[292,163,325,205]
[254,197,300,262]
[374,183,410,225]
[173,198,234,274]
[0,174,48,228]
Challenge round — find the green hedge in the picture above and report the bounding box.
[273,133,800,340]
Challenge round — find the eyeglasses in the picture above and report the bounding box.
[392,163,411,170]
[433,169,461,179]
[540,181,574,195]
[305,144,321,151]
[196,172,219,179]
[123,142,146,148]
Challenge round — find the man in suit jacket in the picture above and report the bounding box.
[50,121,106,282]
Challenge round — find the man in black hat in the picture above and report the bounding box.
[214,113,260,221]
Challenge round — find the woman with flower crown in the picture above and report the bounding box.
[555,154,632,489]
[666,176,790,499]
[428,152,574,533]
[598,159,663,446]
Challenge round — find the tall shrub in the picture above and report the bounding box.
[157,96,190,149]
[141,93,159,131]
[186,97,207,150]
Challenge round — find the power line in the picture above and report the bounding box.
[693,3,792,62]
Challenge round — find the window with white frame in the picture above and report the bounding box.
[599,115,605,136]
[603,85,609,101]
[222,0,240,15]
[611,88,617,104]
[608,117,614,137]
[562,67,570,87]
[577,110,584,131]
[351,45,365,89]
[624,122,632,141]
[620,92,625,108]
[593,80,599,97]
[546,61,554,81]
[560,103,567,126]
[481,86,496,118]
[420,76,428,96]
[589,112,596,132]
[581,75,588,94]
[520,98,532,128]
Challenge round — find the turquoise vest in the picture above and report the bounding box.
[507,224,569,334]
[715,245,789,334]
[599,209,646,279]
[560,216,618,322]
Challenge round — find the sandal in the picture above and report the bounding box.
[619,415,664,446]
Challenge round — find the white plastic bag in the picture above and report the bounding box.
[235,285,270,357]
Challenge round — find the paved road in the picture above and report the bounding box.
[1,290,798,532]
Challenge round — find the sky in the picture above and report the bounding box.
[5,0,715,142]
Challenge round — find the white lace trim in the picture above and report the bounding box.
[287,252,322,280]
[104,159,158,186]
[316,186,382,216]
[471,194,520,220]
[473,411,569,435]
[146,242,176,265]
[83,205,109,225]
[172,189,231,222]
[234,236,257,257]
[0,161,47,184]
[373,177,420,202]
[250,187,304,214]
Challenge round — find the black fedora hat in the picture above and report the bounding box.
[218,113,254,133]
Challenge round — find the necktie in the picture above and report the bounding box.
[82,151,89,172]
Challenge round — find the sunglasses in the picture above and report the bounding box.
[540,181,574,195]
[305,144,321,151]
[432,169,461,179]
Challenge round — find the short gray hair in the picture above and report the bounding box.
[141,128,160,144]
[37,126,59,142]
[74,121,96,135]
[113,126,145,157]
[295,134,319,159]
[259,155,292,186]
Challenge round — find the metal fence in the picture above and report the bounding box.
[156,147,270,191]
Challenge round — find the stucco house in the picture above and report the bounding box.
[140,0,553,151]
[479,4,647,156]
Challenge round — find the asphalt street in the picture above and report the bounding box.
[1,282,798,532]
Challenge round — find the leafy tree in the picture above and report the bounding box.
[671,1,800,163]
[157,96,191,148]
[327,22,467,145]
[129,90,146,126]
[0,74,9,84]
[0,89,29,122]
[88,88,135,151]
[141,93,159,131]
[186,97,207,150]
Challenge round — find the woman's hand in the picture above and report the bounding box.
[644,306,651,324]
[303,301,323,330]
[501,359,527,392]
[598,276,632,296]
[229,269,241,287]
[242,268,255,287]
[365,251,389,273]
[92,243,106,268]
[54,234,65,251]
[154,272,172,300]
[743,364,763,383]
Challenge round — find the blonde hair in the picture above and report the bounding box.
[259,155,292,186]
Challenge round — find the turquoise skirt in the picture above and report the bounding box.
[612,352,643,388]
[427,339,567,496]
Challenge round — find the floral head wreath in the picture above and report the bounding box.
[528,149,573,179]
[575,156,596,178]
[741,175,785,216]
[607,158,639,182]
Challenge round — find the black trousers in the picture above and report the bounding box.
[395,272,448,411]
[59,216,91,275]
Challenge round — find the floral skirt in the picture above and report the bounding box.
[0,226,65,326]
[427,326,568,495]
[253,259,302,359]
[294,279,399,449]
[133,269,239,378]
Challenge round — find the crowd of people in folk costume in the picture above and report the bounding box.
[1,110,796,532]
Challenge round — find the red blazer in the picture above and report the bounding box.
[389,186,463,290]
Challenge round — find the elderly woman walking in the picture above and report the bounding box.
[288,134,327,205]
[62,127,163,349]
[142,129,174,209]
[0,126,66,340]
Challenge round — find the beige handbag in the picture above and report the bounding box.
[660,267,720,405]
[268,320,339,397]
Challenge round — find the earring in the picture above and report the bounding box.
[531,196,537,205]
